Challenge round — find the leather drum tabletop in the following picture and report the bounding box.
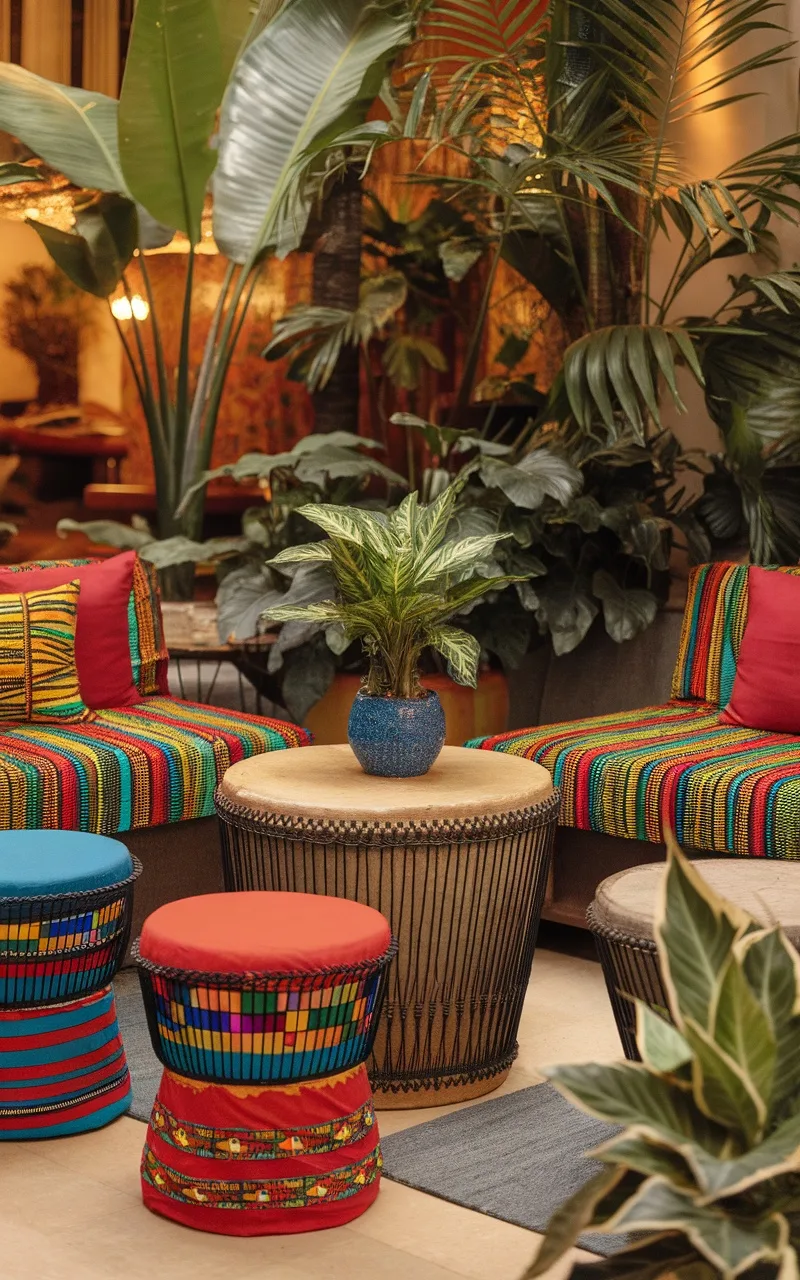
[219,744,553,824]
[594,859,800,945]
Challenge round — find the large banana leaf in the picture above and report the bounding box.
[118,0,222,245]
[0,65,125,193]
[212,0,412,263]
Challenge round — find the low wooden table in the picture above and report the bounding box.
[216,745,559,1108]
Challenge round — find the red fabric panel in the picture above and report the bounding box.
[0,553,138,709]
[142,1066,381,1236]
[139,892,392,973]
[722,567,800,734]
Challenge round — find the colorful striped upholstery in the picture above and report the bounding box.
[671,562,800,707]
[472,703,800,858]
[4,557,170,698]
[0,986,132,1138]
[0,699,310,834]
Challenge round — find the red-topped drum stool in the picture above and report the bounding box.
[134,890,396,1235]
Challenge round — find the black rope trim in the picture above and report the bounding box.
[586,902,658,954]
[370,1046,518,1093]
[0,855,143,910]
[132,936,399,986]
[214,788,562,847]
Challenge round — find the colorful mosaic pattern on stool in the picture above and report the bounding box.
[0,986,132,1138]
[470,702,800,858]
[136,891,395,1234]
[141,1065,381,1235]
[0,699,310,834]
[147,970,384,1083]
[0,831,139,1005]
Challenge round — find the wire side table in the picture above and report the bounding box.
[215,745,559,1108]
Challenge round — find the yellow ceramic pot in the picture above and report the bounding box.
[304,671,510,747]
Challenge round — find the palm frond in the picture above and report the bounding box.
[564,325,705,436]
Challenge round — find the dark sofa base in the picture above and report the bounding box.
[124,816,224,957]
[543,828,745,929]
[543,828,668,929]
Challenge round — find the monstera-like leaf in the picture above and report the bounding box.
[212,0,412,262]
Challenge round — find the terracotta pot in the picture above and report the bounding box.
[304,670,510,747]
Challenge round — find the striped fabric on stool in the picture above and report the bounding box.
[0,987,131,1138]
[135,891,395,1235]
[0,830,139,1138]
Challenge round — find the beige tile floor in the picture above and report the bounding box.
[0,947,623,1280]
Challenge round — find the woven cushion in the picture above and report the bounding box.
[0,830,132,895]
[139,891,392,973]
[671,562,800,708]
[471,702,800,858]
[0,554,139,709]
[0,580,92,724]
[4,557,170,698]
[593,860,800,944]
[0,698,310,834]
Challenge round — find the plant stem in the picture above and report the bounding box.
[137,256,173,443]
[175,248,196,456]
[448,204,512,424]
[179,258,238,497]
[121,270,169,481]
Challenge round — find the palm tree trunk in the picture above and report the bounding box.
[310,166,362,434]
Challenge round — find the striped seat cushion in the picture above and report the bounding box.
[0,699,310,834]
[471,702,800,858]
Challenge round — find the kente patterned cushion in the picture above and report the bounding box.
[0,553,139,709]
[0,699,310,833]
[3,557,169,699]
[471,702,800,859]
[671,561,800,707]
[0,580,92,724]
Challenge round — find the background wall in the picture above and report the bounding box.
[0,219,122,409]
[652,1,800,456]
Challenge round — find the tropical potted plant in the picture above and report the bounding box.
[413,0,800,567]
[260,477,523,776]
[0,0,413,595]
[525,839,800,1279]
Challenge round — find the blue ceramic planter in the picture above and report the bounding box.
[348,691,446,778]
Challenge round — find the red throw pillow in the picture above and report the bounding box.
[721,566,800,734]
[0,553,139,709]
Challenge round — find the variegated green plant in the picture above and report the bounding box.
[526,842,800,1280]
[262,480,522,698]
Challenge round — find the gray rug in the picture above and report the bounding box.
[114,971,621,1254]
[115,970,162,1122]
[381,1084,625,1255]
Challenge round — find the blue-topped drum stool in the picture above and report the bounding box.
[0,830,140,1138]
[135,890,396,1235]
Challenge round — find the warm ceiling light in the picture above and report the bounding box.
[110,294,149,321]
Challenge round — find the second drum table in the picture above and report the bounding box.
[215,745,559,1108]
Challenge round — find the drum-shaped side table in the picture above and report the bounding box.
[588,860,800,1060]
[216,745,559,1108]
